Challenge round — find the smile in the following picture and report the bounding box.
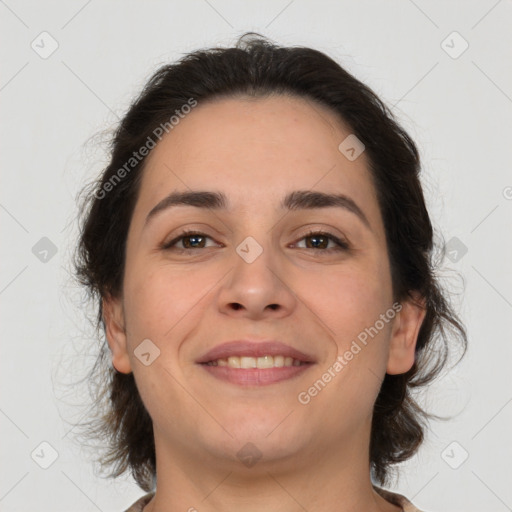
[204,355,308,369]
[199,357,314,386]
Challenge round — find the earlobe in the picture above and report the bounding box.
[386,293,427,375]
[102,294,132,374]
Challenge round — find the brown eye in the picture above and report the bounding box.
[295,231,349,251]
[305,233,330,249]
[180,234,207,249]
[162,231,218,251]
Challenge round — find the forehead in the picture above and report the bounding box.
[133,94,379,221]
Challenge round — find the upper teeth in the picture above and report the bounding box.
[206,355,305,369]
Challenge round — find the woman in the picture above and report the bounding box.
[74,33,466,512]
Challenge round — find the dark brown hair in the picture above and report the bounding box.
[74,33,467,491]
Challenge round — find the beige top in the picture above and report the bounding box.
[125,487,424,512]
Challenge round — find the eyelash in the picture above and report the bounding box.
[161,229,349,253]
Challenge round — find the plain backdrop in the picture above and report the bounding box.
[1,1,511,511]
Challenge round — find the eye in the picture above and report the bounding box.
[162,230,220,251]
[293,231,349,252]
[161,229,349,253]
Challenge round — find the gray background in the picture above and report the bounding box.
[1,1,511,510]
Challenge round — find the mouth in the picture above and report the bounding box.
[204,355,309,368]
[196,340,316,386]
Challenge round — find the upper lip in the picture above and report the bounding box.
[196,340,316,364]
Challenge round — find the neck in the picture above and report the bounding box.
[143,424,400,512]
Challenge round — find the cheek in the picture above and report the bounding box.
[122,264,212,423]
[123,262,208,342]
[298,262,394,423]
[298,258,395,410]
[302,259,393,342]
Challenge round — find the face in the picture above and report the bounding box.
[104,95,424,473]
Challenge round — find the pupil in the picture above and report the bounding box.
[308,235,327,249]
[185,235,204,248]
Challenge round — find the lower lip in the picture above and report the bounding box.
[199,363,314,386]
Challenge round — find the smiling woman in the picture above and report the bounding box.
[73,33,466,512]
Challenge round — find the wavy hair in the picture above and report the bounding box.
[73,33,467,491]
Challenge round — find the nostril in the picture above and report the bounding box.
[228,303,279,311]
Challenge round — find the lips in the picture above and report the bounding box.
[195,340,316,364]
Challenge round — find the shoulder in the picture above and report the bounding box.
[374,486,425,512]
[124,492,155,512]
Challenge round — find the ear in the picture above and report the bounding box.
[102,294,132,374]
[386,293,427,375]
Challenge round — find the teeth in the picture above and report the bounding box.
[273,355,284,367]
[206,355,306,369]
[257,355,274,369]
[240,356,256,369]
[227,356,240,368]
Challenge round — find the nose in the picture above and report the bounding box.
[216,240,297,320]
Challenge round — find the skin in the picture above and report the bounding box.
[103,94,426,512]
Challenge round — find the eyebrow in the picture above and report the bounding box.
[145,189,371,230]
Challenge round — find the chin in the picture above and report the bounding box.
[208,417,307,459]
